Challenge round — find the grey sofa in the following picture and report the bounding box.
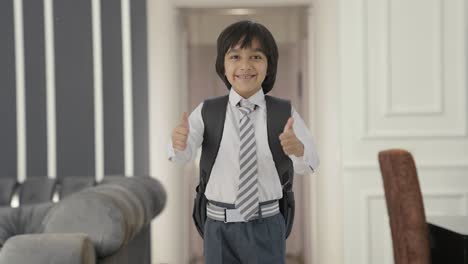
[0,176,166,264]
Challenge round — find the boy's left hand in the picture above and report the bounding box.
[279,117,304,157]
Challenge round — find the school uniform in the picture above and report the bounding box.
[168,88,319,264]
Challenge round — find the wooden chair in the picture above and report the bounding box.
[378,149,430,264]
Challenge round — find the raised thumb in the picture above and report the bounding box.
[283,117,294,132]
[181,112,189,128]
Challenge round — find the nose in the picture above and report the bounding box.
[239,58,253,71]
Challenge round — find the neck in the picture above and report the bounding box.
[234,88,261,99]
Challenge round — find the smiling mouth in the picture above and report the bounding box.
[235,74,256,80]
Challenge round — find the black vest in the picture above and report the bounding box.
[192,94,296,239]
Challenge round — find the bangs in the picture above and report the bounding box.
[220,23,270,56]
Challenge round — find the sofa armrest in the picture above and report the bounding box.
[0,233,96,264]
[42,176,166,258]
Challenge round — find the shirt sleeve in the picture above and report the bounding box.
[289,107,320,175]
[167,102,204,164]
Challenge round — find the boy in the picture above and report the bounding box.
[168,20,319,264]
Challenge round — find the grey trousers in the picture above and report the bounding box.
[203,213,286,264]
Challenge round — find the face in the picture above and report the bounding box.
[224,39,268,99]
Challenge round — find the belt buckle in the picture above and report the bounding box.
[225,208,245,223]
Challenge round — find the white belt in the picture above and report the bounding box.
[206,200,280,223]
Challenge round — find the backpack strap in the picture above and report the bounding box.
[193,95,228,237]
[265,95,294,190]
[199,95,229,191]
[265,95,295,239]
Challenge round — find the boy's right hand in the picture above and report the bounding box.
[172,112,190,151]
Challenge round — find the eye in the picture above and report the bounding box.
[252,55,263,60]
[229,55,240,60]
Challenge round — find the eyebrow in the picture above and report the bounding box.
[226,48,264,54]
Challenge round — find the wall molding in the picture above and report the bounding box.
[44,0,56,179]
[361,0,467,139]
[92,0,104,181]
[122,0,134,177]
[361,129,468,139]
[383,0,444,116]
[344,161,468,170]
[14,0,26,182]
[362,192,384,264]
[362,190,468,264]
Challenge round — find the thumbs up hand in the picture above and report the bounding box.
[172,112,190,151]
[279,117,304,157]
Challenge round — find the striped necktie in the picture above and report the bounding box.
[235,99,258,221]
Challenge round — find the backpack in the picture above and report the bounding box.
[192,94,295,239]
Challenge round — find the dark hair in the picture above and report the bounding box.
[215,20,279,94]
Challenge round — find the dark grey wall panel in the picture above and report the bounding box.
[131,0,149,176]
[55,0,95,177]
[1,0,149,180]
[102,0,124,175]
[0,0,17,178]
[24,0,47,177]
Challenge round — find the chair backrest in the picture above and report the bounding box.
[378,149,430,264]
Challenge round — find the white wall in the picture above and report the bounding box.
[340,0,468,263]
[147,0,189,263]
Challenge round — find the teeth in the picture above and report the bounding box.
[236,75,255,80]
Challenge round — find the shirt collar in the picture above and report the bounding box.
[229,88,266,109]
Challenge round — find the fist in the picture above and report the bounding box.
[172,112,189,151]
[279,117,304,157]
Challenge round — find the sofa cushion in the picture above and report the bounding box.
[59,176,95,198]
[0,179,16,207]
[0,207,15,247]
[42,190,126,257]
[0,202,53,247]
[19,178,56,205]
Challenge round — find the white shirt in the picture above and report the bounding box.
[168,88,319,204]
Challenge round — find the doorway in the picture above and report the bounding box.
[179,7,312,264]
